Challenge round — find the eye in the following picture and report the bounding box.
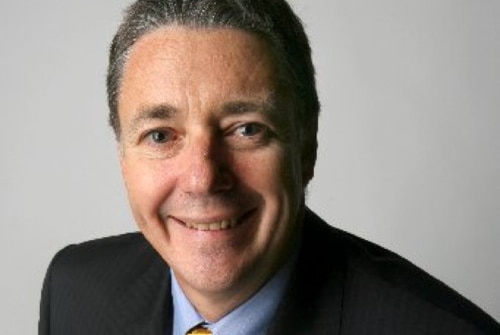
[144,129,176,144]
[235,123,265,137]
[225,122,274,150]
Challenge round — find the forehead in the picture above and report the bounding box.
[118,27,279,109]
[126,26,274,65]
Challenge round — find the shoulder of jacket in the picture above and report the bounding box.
[303,207,500,334]
[49,232,161,284]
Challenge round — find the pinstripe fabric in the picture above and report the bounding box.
[39,208,500,335]
[39,233,172,334]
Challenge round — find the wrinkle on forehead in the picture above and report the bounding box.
[124,26,275,82]
[118,26,280,122]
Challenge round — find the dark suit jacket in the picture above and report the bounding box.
[39,208,500,334]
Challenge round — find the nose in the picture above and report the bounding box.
[177,132,235,195]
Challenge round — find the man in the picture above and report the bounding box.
[39,0,499,334]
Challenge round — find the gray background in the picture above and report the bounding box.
[0,1,498,333]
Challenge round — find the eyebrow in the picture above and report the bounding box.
[126,103,178,132]
[134,103,177,122]
[221,96,278,119]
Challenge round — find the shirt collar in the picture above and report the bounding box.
[171,274,204,335]
[171,254,296,335]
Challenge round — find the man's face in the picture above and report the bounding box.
[118,27,305,306]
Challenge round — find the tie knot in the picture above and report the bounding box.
[186,326,212,335]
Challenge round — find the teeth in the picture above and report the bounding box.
[185,219,237,231]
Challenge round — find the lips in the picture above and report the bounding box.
[171,209,255,232]
[184,219,238,231]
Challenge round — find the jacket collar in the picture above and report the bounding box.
[266,208,346,335]
[105,241,173,335]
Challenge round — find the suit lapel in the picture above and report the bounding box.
[267,209,346,335]
[104,241,173,335]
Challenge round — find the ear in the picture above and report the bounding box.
[116,139,124,157]
[301,136,317,187]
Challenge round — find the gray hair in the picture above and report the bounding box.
[107,0,319,177]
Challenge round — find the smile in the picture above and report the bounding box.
[184,219,238,231]
[171,209,255,232]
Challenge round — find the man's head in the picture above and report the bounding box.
[107,0,319,179]
[108,0,319,320]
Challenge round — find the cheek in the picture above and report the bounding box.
[234,146,300,203]
[237,148,302,261]
[121,159,176,219]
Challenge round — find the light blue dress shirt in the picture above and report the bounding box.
[171,256,295,335]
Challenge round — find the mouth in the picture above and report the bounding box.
[184,219,237,231]
[171,209,255,232]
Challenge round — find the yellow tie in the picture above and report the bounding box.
[186,326,212,335]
